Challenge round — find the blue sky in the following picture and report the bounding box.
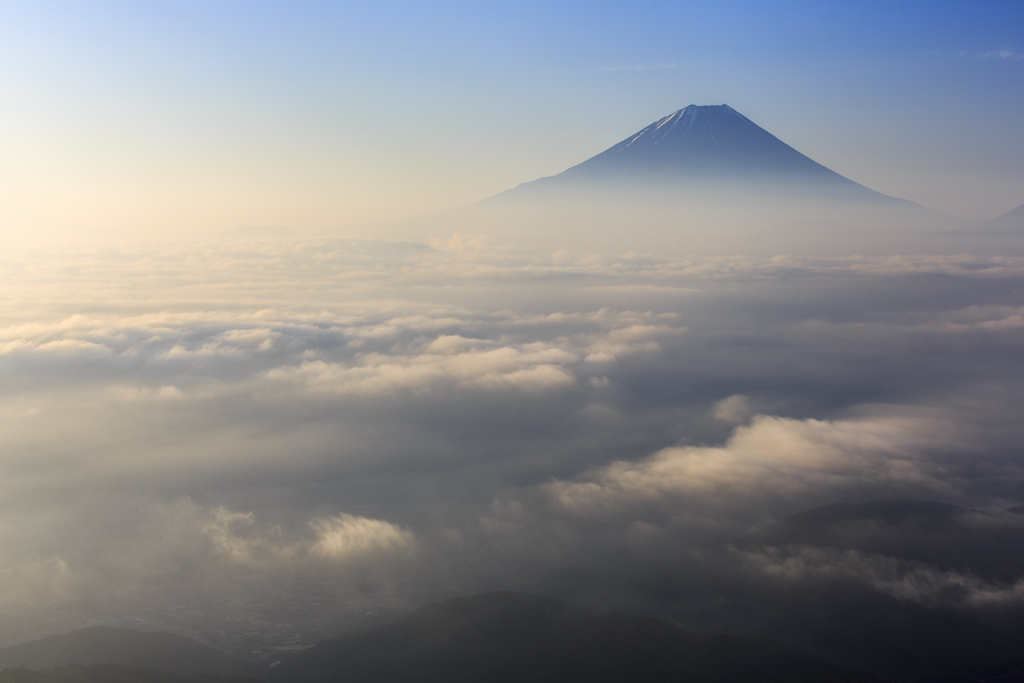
[0,0,1022,233]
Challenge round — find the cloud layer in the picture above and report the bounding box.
[2,235,1024,658]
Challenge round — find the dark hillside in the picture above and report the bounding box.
[0,664,262,683]
[0,628,261,680]
[270,591,881,683]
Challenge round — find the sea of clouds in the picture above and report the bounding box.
[3,234,1024,655]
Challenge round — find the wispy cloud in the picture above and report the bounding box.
[979,48,1024,61]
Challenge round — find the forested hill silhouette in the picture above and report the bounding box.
[269,591,882,683]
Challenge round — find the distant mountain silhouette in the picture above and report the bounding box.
[980,203,1024,233]
[0,664,262,683]
[489,104,903,205]
[740,499,1024,583]
[270,591,881,683]
[0,628,261,680]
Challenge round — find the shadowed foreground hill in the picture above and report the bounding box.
[0,628,261,680]
[734,499,1024,682]
[0,665,262,683]
[270,592,881,683]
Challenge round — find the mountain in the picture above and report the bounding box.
[375,104,983,256]
[733,499,1024,679]
[491,104,899,204]
[0,628,262,680]
[0,664,262,683]
[980,203,1024,233]
[270,591,882,683]
[730,500,1024,683]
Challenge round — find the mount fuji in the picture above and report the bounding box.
[487,104,901,204]
[382,104,1006,256]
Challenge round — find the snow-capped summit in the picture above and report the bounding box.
[565,104,842,179]
[492,104,892,201]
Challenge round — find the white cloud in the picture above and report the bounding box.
[982,49,1024,61]
[267,344,579,396]
[713,395,751,423]
[0,237,1023,647]
[744,545,1024,608]
[142,502,415,572]
[310,514,416,559]
[548,413,957,515]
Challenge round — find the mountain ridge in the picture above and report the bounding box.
[0,627,261,680]
[979,202,1024,232]
[269,591,883,683]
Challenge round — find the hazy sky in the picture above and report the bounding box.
[1,0,1022,238]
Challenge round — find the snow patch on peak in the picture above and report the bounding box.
[640,105,703,147]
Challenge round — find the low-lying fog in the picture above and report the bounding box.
[2,224,1024,659]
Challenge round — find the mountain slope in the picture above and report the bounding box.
[0,664,262,683]
[0,628,262,679]
[490,104,902,204]
[270,591,882,683]
[980,203,1024,233]
[732,500,1024,681]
